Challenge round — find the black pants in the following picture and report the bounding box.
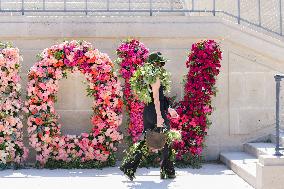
[120,100,175,178]
[120,136,175,178]
[142,102,174,174]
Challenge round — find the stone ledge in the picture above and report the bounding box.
[256,155,284,189]
[259,154,284,166]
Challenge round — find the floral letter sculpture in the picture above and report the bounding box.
[169,40,222,167]
[0,42,28,168]
[116,39,149,143]
[26,40,123,168]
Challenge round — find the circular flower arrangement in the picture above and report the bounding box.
[26,40,123,168]
[169,40,222,167]
[0,42,29,168]
[116,39,149,143]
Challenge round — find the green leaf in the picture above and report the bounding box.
[54,51,64,60]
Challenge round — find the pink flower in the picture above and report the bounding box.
[25,40,123,166]
[0,43,28,165]
[39,83,46,90]
[81,133,89,138]
[116,39,149,142]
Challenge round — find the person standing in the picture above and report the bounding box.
[120,52,179,180]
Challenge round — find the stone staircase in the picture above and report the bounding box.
[220,132,284,188]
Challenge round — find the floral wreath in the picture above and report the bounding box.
[25,40,123,168]
[116,39,149,143]
[0,42,28,168]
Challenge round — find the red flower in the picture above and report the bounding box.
[189,119,197,127]
[169,40,222,161]
[35,117,44,125]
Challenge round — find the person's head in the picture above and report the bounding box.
[147,52,167,67]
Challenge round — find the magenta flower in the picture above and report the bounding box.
[116,39,149,143]
[169,40,222,160]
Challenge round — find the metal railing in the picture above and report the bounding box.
[0,0,283,38]
[274,74,284,156]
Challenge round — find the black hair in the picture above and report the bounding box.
[148,52,167,67]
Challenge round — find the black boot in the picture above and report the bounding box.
[120,141,145,181]
[161,160,176,179]
[160,143,176,179]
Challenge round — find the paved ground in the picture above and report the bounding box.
[0,163,253,189]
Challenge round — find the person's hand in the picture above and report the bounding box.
[139,133,145,141]
[168,107,179,118]
[157,115,164,127]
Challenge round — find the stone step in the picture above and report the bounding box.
[220,152,257,188]
[243,142,278,158]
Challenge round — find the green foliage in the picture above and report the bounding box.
[175,153,203,169]
[42,158,116,169]
[0,41,13,49]
[54,50,64,60]
[0,142,5,150]
[36,53,43,61]
[124,135,134,147]
[0,163,9,170]
[0,162,24,171]
[130,63,171,104]
[165,129,182,144]
[86,86,96,96]
[139,151,161,168]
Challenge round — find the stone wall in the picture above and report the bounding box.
[1,15,283,162]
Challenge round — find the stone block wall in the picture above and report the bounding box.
[1,15,283,162]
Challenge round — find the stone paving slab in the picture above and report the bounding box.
[0,163,253,189]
